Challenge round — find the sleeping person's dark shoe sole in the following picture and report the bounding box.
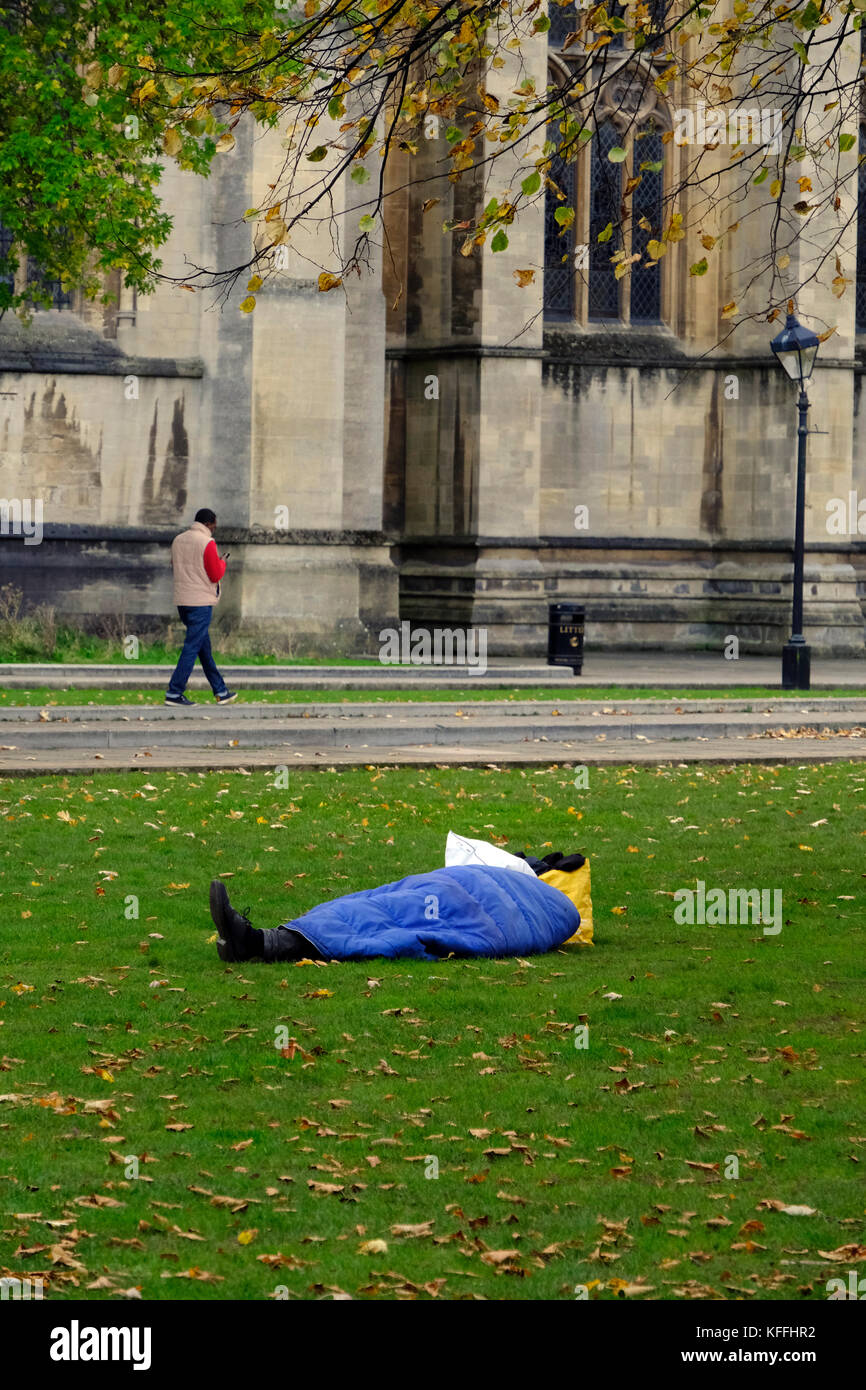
[209,880,260,962]
[210,880,237,961]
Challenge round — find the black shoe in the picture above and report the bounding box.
[210,880,260,962]
[165,693,196,706]
[215,690,238,704]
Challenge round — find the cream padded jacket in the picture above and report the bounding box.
[170,522,222,607]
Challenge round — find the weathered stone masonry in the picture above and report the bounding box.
[1,27,865,657]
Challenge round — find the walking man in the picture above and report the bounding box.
[165,508,238,706]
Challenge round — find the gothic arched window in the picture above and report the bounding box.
[630,124,664,323]
[548,2,626,51]
[0,222,74,313]
[0,221,13,301]
[588,119,623,320]
[26,260,73,311]
[544,107,666,326]
[543,123,577,319]
[548,1,669,53]
[548,1,580,50]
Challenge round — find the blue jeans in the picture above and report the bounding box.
[167,606,228,697]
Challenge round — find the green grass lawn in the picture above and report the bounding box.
[0,647,380,667]
[0,761,863,1302]
[1,686,864,708]
[0,607,378,667]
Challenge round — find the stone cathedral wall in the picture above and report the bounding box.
[0,22,864,657]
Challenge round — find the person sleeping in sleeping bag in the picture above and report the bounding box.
[209,848,592,964]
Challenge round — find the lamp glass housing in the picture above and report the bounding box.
[770,314,820,384]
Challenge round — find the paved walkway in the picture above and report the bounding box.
[1,652,865,689]
[0,696,862,774]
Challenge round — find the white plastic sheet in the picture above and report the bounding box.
[444,831,537,877]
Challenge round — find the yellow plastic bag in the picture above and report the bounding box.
[540,861,593,946]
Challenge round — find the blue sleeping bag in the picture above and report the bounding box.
[282,865,580,962]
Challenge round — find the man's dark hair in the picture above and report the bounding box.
[194,508,217,526]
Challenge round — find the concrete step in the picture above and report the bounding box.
[0,707,862,750]
[0,662,565,690]
[3,697,866,722]
[0,738,861,777]
[1,653,865,690]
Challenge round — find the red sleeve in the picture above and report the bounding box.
[203,538,226,583]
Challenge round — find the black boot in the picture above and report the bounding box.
[210,880,264,962]
[260,926,316,963]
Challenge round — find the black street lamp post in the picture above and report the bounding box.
[770,313,821,691]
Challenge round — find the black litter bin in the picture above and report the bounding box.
[547,602,585,676]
